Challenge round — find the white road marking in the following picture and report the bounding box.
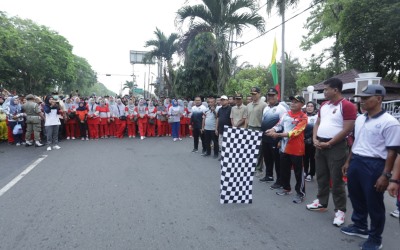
[0,155,48,197]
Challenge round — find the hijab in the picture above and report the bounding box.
[138,99,146,114]
[116,98,125,114]
[171,99,178,107]
[77,101,87,111]
[88,98,97,114]
[127,99,135,114]
[8,96,21,115]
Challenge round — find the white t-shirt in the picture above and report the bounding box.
[352,111,400,159]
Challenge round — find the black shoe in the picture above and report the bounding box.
[260,176,274,182]
[270,183,283,190]
[191,149,198,153]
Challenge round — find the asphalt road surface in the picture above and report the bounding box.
[0,138,399,250]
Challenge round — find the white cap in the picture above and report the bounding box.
[220,95,228,100]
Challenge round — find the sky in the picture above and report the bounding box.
[1,0,324,94]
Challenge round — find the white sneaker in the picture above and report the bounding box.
[71,137,76,140]
[53,145,61,150]
[86,137,89,141]
[390,209,399,218]
[173,138,178,142]
[81,138,85,141]
[306,199,327,211]
[66,137,70,140]
[178,138,182,141]
[47,146,52,151]
[305,175,312,182]
[16,143,21,146]
[333,210,345,227]
[140,136,144,140]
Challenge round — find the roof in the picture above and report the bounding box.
[312,69,400,91]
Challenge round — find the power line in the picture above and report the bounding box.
[232,0,325,51]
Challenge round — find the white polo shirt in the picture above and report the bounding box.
[352,111,400,159]
[317,98,357,139]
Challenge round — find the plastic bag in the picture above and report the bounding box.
[13,123,23,135]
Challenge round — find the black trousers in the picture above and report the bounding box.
[78,122,87,138]
[263,141,281,183]
[192,128,205,151]
[204,130,219,156]
[280,153,305,196]
[304,143,316,176]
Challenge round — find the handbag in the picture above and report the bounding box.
[13,122,23,135]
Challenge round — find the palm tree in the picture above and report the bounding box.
[176,0,265,95]
[122,80,136,95]
[265,0,299,100]
[144,28,179,96]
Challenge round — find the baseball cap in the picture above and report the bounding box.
[267,88,279,95]
[353,85,386,97]
[250,87,260,94]
[289,95,306,104]
[220,95,228,100]
[234,93,243,99]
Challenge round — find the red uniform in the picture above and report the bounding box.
[66,103,78,139]
[87,103,100,139]
[147,106,157,137]
[98,105,110,138]
[126,103,137,138]
[135,105,148,138]
[180,107,190,138]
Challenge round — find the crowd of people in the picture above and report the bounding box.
[1,77,400,250]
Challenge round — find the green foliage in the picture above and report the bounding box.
[78,82,116,97]
[226,66,271,97]
[301,0,400,82]
[0,12,98,95]
[144,28,179,96]
[296,54,335,89]
[174,33,218,98]
[340,0,400,81]
[176,0,265,94]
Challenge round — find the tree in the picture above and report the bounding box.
[144,28,179,96]
[340,0,400,81]
[265,0,300,99]
[300,0,345,75]
[0,13,99,95]
[174,33,218,98]
[296,54,335,89]
[301,0,400,82]
[176,0,265,95]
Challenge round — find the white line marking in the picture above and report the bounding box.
[0,155,48,197]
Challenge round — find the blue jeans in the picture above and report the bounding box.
[171,122,180,139]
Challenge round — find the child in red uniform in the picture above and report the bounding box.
[156,102,167,136]
[135,99,148,140]
[87,98,100,140]
[179,100,190,138]
[126,99,137,138]
[147,101,157,137]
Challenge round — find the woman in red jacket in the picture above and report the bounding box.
[65,98,78,140]
[87,98,100,140]
[115,98,127,138]
[134,99,148,140]
[126,98,137,138]
[147,100,157,137]
[98,99,110,138]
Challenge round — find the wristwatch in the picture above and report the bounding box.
[382,172,392,179]
[389,179,400,184]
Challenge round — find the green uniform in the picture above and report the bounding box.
[22,101,42,142]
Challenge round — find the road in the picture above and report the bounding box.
[0,138,399,250]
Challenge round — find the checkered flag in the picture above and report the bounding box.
[220,126,263,204]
